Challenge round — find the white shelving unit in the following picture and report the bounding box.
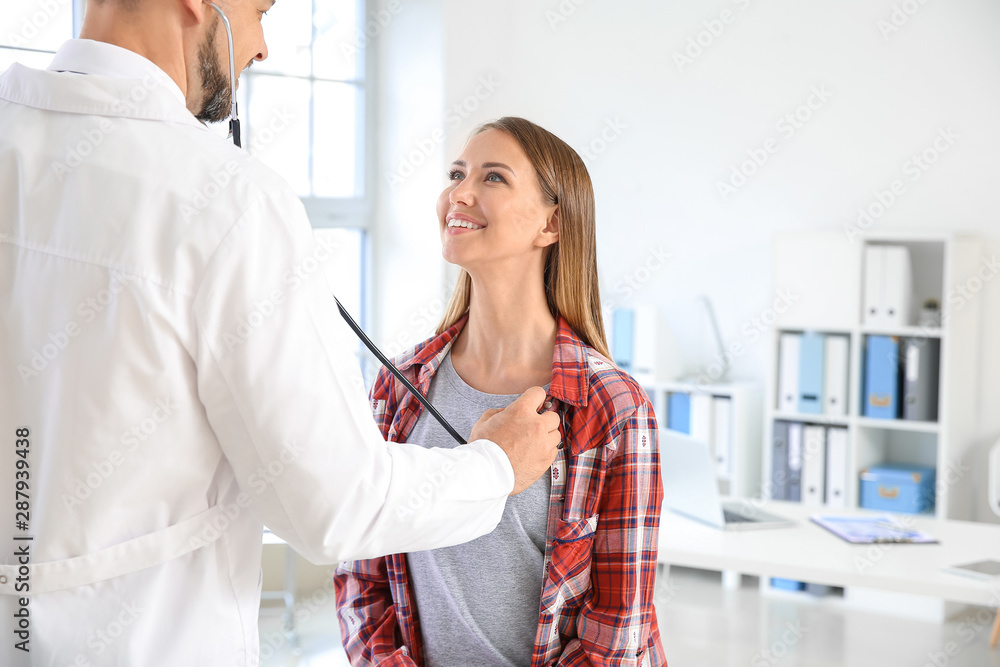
[764,230,982,520]
[759,230,983,619]
[645,380,763,500]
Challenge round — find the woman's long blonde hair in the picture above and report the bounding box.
[436,117,610,359]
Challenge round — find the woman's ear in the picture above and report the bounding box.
[534,206,560,248]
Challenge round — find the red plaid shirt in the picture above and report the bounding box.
[334,315,666,666]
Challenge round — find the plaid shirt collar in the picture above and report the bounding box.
[394,313,594,411]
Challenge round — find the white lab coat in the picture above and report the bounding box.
[0,39,513,665]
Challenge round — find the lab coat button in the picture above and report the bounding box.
[0,575,6,584]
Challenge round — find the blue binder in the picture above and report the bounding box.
[798,332,825,414]
[612,309,634,372]
[865,336,900,419]
[667,392,691,434]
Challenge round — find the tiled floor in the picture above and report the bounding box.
[259,566,1000,666]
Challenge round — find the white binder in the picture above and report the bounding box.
[802,425,827,507]
[824,335,849,417]
[690,393,714,451]
[863,246,884,326]
[778,333,801,412]
[825,427,848,508]
[712,396,733,479]
[882,246,913,327]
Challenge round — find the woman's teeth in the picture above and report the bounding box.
[447,219,484,230]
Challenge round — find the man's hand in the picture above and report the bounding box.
[470,386,561,495]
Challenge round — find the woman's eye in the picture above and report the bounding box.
[485,171,506,183]
[448,170,464,181]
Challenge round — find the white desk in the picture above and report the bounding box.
[657,501,1000,609]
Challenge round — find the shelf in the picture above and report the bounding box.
[855,417,939,433]
[776,325,853,336]
[771,411,850,427]
[859,325,943,339]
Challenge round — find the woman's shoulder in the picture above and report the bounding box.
[575,344,655,425]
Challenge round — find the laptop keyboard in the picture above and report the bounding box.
[723,509,756,524]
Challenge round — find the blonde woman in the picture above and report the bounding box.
[335,117,665,666]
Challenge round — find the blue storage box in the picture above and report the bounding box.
[770,578,805,591]
[859,463,936,514]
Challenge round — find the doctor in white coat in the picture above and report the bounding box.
[0,0,561,663]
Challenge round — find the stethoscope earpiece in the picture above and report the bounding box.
[206,3,241,148]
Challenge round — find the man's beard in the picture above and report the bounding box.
[195,22,232,124]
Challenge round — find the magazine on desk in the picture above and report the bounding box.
[810,514,938,544]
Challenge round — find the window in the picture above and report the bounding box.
[1,0,372,334]
[0,0,80,70]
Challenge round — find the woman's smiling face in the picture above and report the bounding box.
[437,128,558,272]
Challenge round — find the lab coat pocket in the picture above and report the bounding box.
[540,513,599,614]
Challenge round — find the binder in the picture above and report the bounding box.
[631,305,658,383]
[778,333,801,412]
[882,246,913,327]
[798,332,825,414]
[713,397,733,478]
[902,337,940,422]
[689,393,714,449]
[771,421,790,500]
[863,246,884,326]
[801,425,827,507]
[864,335,900,419]
[667,392,691,434]
[611,309,634,371]
[787,422,804,501]
[823,335,849,417]
[825,427,848,508]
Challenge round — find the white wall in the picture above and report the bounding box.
[373,0,1000,520]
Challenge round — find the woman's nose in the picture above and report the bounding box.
[450,179,474,206]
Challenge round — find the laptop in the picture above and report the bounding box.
[661,430,794,531]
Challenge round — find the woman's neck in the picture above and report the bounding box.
[451,268,557,395]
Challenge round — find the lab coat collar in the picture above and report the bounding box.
[0,39,203,130]
[398,314,592,409]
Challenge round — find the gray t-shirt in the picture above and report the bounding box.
[405,352,551,667]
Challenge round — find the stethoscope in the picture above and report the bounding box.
[207,2,466,443]
[206,3,241,148]
[206,4,563,448]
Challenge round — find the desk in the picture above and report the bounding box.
[657,501,1000,613]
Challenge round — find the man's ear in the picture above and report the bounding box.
[534,206,560,249]
[181,0,209,25]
